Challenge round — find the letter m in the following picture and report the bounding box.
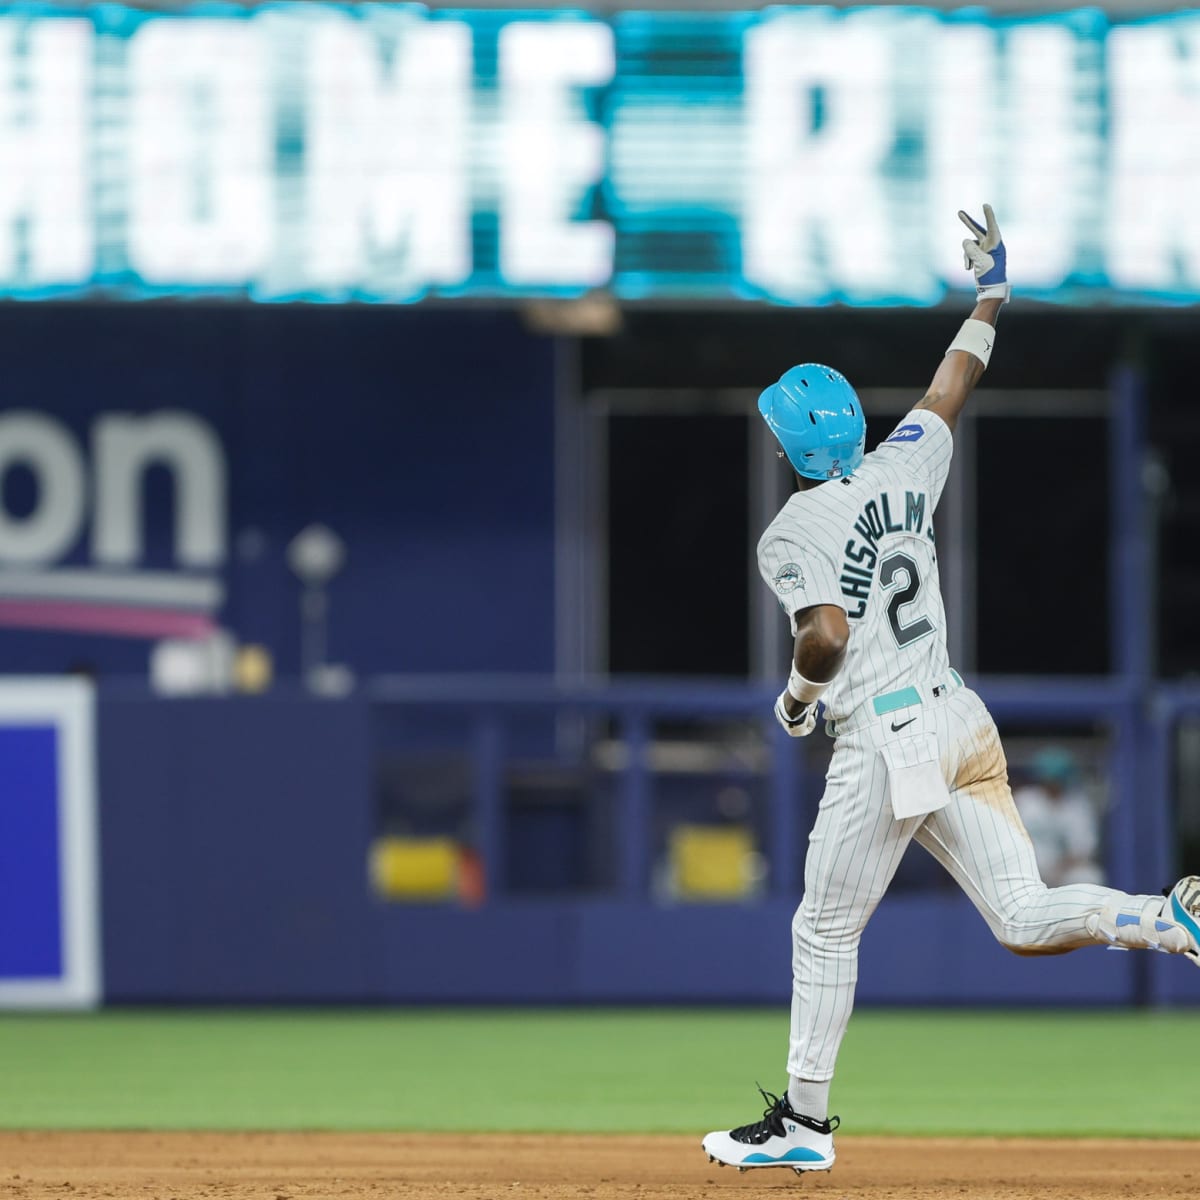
[905,490,926,534]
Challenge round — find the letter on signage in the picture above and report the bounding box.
[126,19,272,283]
[743,12,917,300]
[0,413,87,563]
[499,21,615,287]
[305,15,472,295]
[0,19,92,285]
[93,413,227,567]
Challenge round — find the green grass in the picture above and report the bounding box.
[0,1008,1196,1137]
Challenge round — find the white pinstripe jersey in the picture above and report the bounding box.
[757,409,954,722]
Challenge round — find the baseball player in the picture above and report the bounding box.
[701,206,1200,1176]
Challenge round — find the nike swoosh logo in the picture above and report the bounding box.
[890,717,917,732]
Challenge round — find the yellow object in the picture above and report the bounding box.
[669,824,757,900]
[233,644,273,694]
[370,836,459,900]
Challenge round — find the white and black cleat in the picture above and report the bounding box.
[701,1085,837,1173]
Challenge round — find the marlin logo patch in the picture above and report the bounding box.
[773,563,805,594]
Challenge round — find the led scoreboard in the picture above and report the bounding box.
[0,4,1197,305]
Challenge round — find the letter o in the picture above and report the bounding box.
[0,412,87,563]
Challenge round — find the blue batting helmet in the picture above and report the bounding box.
[758,364,865,481]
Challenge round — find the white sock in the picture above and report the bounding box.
[787,1077,830,1122]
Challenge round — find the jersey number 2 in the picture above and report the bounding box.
[880,552,934,648]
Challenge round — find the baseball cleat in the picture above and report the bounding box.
[701,1085,838,1172]
[1164,876,1200,966]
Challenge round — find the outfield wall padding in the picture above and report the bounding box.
[96,692,1200,1006]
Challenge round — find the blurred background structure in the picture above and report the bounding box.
[2,0,1199,1012]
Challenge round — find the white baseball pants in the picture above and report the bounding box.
[789,685,1159,1082]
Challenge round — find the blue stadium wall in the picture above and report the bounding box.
[95,689,1200,1009]
[0,306,557,677]
[9,306,1200,1008]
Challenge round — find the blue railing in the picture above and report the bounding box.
[365,673,1149,900]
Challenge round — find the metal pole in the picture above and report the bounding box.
[750,414,789,682]
[1143,697,1176,1008]
[474,715,506,899]
[767,723,800,897]
[1108,364,1167,1006]
[1108,365,1151,683]
[617,711,652,897]
[554,336,587,680]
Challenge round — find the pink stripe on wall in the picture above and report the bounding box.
[0,600,217,640]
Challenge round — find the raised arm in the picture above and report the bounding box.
[915,204,1010,434]
[915,296,1003,433]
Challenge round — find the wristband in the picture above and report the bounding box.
[787,664,829,705]
[946,319,995,368]
[977,281,1011,303]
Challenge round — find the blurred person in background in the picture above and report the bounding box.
[1013,748,1104,887]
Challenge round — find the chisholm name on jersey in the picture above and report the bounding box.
[839,488,935,619]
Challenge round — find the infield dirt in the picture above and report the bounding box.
[3,1132,1200,1199]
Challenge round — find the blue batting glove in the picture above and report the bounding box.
[958,203,1010,302]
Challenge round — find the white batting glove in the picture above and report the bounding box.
[774,690,818,738]
[958,204,1010,302]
